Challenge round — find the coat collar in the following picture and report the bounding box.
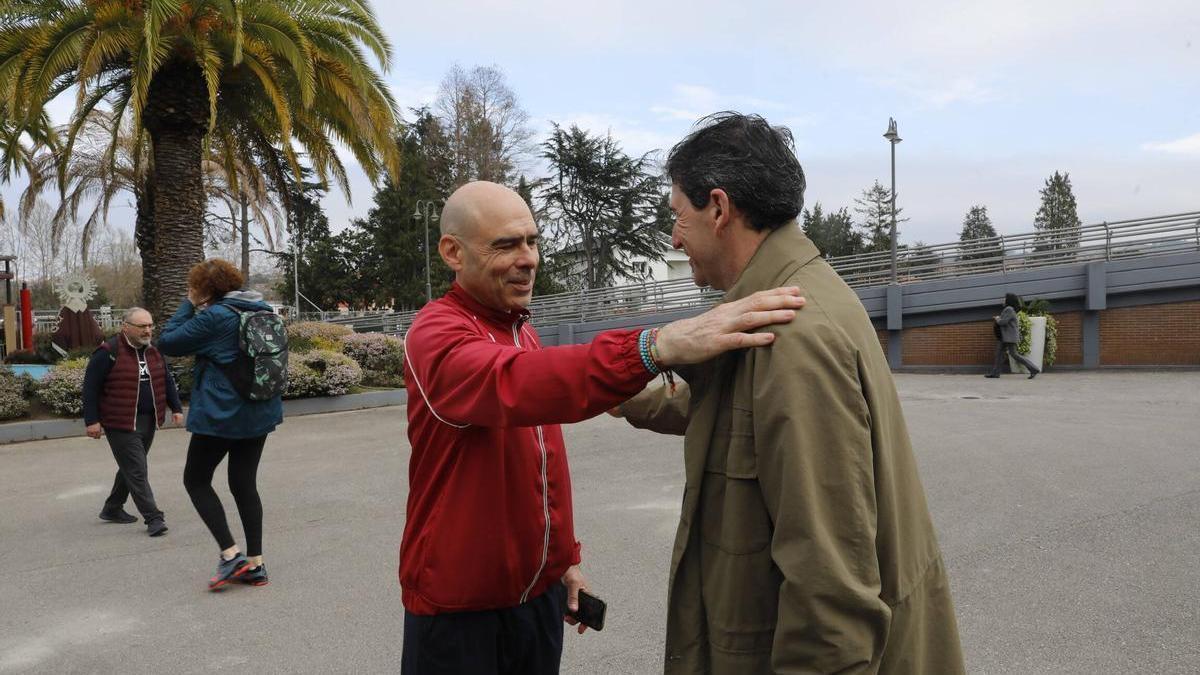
[721,221,822,303]
[445,281,532,326]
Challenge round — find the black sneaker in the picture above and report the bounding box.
[209,553,250,590]
[99,507,138,524]
[238,564,269,587]
[147,519,168,537]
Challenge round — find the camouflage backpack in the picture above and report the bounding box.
[214,306,289,401]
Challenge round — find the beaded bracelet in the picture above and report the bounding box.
[646,328,677,394]
[647,327,663,367]
[638,329,661,376]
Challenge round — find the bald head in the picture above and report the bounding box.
[437,181,540,312]
[440,181,533,239]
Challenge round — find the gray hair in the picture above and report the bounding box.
[123,307,151,322]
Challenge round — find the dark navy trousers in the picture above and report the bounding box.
[401,583,567,675]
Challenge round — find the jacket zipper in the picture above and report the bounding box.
[146,348,159,429]
[513,317,552,603]
[124,335,142,430]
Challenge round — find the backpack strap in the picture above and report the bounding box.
[96,334,122,363]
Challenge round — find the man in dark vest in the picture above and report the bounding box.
[82,307,183,537]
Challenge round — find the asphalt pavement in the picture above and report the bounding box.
[1,371,1197,674]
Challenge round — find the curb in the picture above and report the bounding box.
[1,389,408,445]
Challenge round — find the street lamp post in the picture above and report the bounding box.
[412,200,441,304]
[883,117,902,284]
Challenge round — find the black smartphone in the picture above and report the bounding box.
[568,589,607,631]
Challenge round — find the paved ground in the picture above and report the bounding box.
[1,372,1198,674]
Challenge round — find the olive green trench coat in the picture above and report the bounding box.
[621,224,965,674]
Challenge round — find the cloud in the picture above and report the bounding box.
[650,84,791,123]
[388,76,440,115]
[873,75,999,109]
[1141,133,1200,156]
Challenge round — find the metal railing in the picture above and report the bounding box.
[31,310,123,335]
[826,210,1200,287]
[345,209,1200,335]
[53,210,1190,338]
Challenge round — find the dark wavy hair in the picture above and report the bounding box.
[665,112,806,231]
[1004,293,1023,311]
[188,258,245,302]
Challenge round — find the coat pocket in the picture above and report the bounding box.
[701,412,771,555]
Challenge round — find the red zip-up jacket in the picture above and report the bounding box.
[400,283,655,615]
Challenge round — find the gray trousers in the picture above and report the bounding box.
[989,341,1040,376]
[103,413,164,523]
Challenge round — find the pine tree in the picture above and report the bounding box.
[803,203,863,257]
[1032,172,1082,261]
[902,241,939,278]
[854,181,907,253]
[958,205,1003,265]
[540,124,667,290]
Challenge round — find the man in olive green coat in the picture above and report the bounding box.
[616,113,964,674]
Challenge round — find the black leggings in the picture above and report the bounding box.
[183,433,267,557]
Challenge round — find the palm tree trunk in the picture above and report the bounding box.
[240,195,250,279]
[142,61,211,321]
[135,180,157,311]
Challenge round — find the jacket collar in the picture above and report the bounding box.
[445,281,532,326]
[120,332,150,353]
[722,221,822,303]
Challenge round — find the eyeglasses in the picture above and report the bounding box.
[124,321,155,330]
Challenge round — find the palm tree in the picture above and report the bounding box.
[0,0,399,318]
[18,108,281,281]
[0,106,55,221]
[18,109,141,266]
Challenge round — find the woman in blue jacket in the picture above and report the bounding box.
[159,259,283,589]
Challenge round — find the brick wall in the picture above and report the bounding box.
[885,302,1197,368]
[1100,301,1200,365]
[903,320,996,365]
[1051,311,1083,366]
[876,329,888,357]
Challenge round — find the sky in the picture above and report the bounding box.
[6,0,1200,250]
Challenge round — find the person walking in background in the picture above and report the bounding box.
[987,292,1040,379]
[158,259,286,590]
[82,307,182,537]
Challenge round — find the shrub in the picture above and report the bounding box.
[286,321,353,353]
[169,356,196,401]
[3,350,49,364]
[0,367,31,421]
[283,350,362,398]
[16,371,38,399]
[33,332,60,362]
[283,359,324,399]
[310,336,344,353]
[341,333,404,387]
[37,358,88,416]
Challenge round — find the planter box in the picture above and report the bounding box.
[1009,316,1046,373]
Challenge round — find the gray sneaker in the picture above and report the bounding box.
[208,553,250,590]
[147,519,168,537]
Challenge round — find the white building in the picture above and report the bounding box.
[553,233,692,288]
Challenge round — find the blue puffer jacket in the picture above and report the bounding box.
[158,291,284,439]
